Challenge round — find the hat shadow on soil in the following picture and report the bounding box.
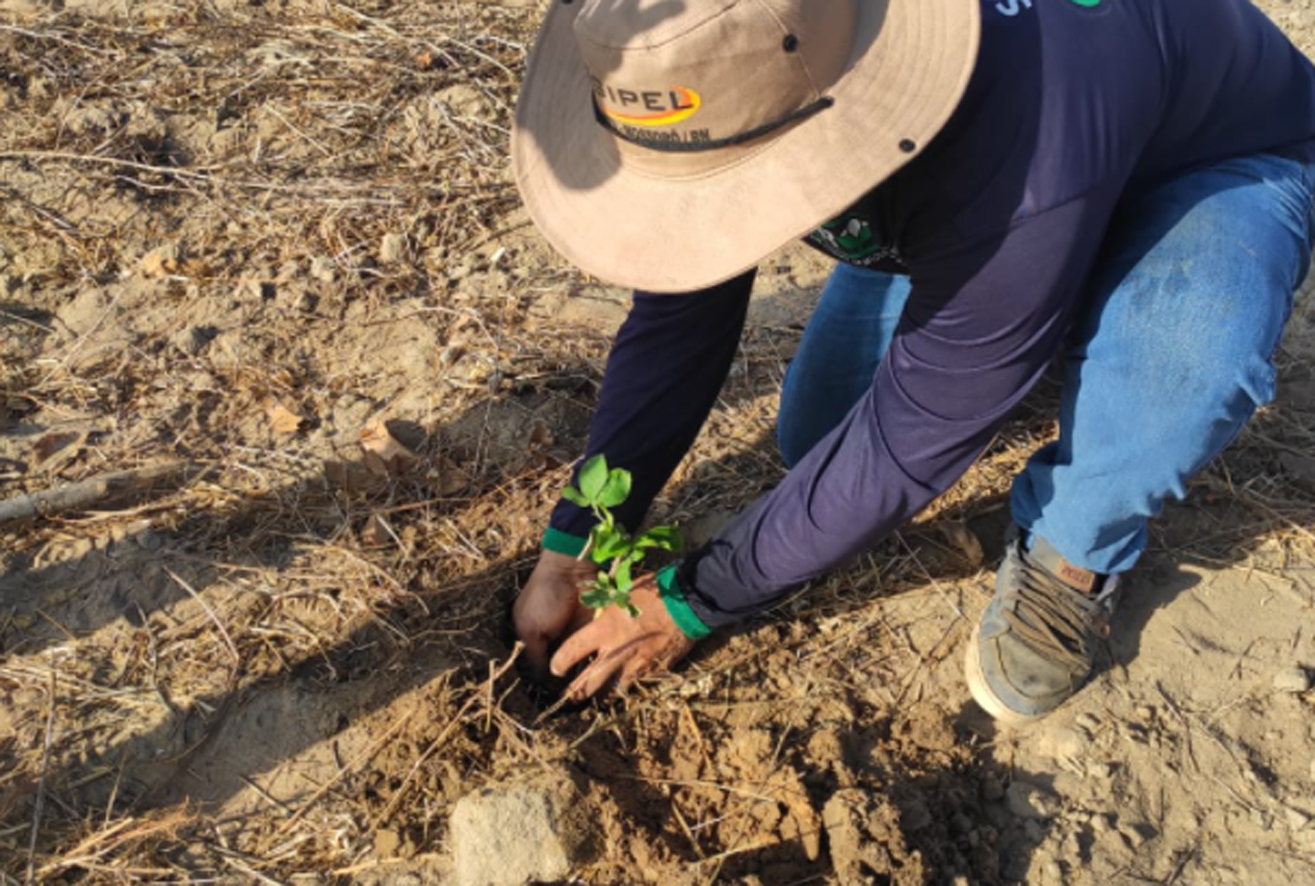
[5,281,1310,881]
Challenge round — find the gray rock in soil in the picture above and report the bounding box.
[450,784,582,886]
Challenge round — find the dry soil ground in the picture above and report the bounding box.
[3,1,1315,884]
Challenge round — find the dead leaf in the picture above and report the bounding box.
[362,512,395,547]
[359,417,418,476]
[140,249,179,277]
[30,430,85,471]
[940,520,984,568]
[415,50,435,69]
[265,400,304,436]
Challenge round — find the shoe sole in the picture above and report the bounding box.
[964,621,1045,729]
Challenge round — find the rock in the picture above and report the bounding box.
[310,255,336,283]
[380,233,407,264]
[450,784,583,886]
[1006,780,1060,820]
[981,772,1005,803]
[1272,666,1312,694]
[1285,807,1312,831]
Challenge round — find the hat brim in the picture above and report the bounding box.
[512,0,982,294]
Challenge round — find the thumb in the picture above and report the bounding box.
[551,616,604,678]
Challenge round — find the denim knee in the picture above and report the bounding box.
[776,377,815,468]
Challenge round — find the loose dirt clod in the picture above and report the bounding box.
[822,788,925,885]
[1006,781,1060,821]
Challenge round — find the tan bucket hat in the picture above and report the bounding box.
[512,0,981,293]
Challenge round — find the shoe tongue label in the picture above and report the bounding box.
[1055,561,1097,593]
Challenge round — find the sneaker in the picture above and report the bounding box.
[966,528,1120,725]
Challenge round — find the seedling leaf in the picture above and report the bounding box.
[596,468,632,508]
[568,452,684,620]
[635,525,683,553]
[581,585,612,610]
[561,486,590,508]
[578,455,608,502]
[591,529,631,564]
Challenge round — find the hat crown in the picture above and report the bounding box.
[574,0,858,150]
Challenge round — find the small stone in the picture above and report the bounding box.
[1285,807,1312,831]
[1272,666,1312,694]
[380,233,407,264]
[1091,813,1114,834]
[450,784,583,886]
[310,255,336,283]
[1134,705,1155,722]
[982,772,1006,802]
[1042,859,1064,882]
[1007,780,1060,820]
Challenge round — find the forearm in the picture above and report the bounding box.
[546,270,756,548]
[670,191,1119,630]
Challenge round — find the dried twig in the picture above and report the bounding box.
[24,670,57,886]
[0,462,196,525]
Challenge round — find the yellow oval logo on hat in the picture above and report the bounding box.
[598,85,702,128]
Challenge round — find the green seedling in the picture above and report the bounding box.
[561,455,683,617]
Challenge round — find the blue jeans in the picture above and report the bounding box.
[778,151,1315,575]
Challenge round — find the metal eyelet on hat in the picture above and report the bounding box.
[899,139,917,153]
[782,35,799,52]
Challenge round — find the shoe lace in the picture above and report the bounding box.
[1004,553,1115,673]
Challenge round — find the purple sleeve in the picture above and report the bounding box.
[678,190,1122,628]
[547,271,755,540]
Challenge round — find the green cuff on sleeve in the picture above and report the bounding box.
[657,563,712,640]
[542,527,588,558]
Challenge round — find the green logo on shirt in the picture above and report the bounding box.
[992,0,1100,16]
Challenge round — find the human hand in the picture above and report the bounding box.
[550,574,696,700]
[513,550,598,679]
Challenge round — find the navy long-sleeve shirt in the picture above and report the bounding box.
[546,0,1315,631]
